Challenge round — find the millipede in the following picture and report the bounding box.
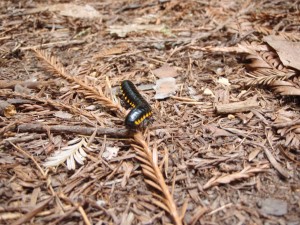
[125,104,152,128]
[120,80,152,128]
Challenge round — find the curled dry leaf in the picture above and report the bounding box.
[44,138,92,170]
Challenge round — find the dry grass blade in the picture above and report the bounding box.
[31,48,126,116]
[133,132,182,225]
[203,164,269,190]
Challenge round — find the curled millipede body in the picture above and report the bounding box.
[120,80,152,128]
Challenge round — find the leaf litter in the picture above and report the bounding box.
[0,0,299,225]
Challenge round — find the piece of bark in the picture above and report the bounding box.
[215,99,259,114]
[0,100,16,117]
[18,123,130,138]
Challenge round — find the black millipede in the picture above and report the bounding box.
[120,80,152,128]
[120,80,148,108]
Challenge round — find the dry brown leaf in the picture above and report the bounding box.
[152,64,178,78]
[154,77,177,99]
[264,35,300,71]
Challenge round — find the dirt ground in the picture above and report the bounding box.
[0,0,300,225]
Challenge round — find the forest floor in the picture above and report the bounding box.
[0,0,300,225]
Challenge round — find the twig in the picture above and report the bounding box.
[21,39,86,51]
[17,123,129,138]
[215,99,259,114]
[207,203,232,215]
[77,205,92,225]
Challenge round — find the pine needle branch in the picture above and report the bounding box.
[133,132,182,225]
[203,164,269,190]
[245,69,296,86]
[31,48,126,117]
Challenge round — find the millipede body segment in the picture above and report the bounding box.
[120,80,148,107]
[125,105,152,127]
[120,80,152,128]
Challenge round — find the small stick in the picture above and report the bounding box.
[215,99,259,114]
[20,39,86,51]
[18,123,130,138]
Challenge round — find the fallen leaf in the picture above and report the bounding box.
[153,77,177,99]
[152,64,178,78]
[263,35,300,70]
